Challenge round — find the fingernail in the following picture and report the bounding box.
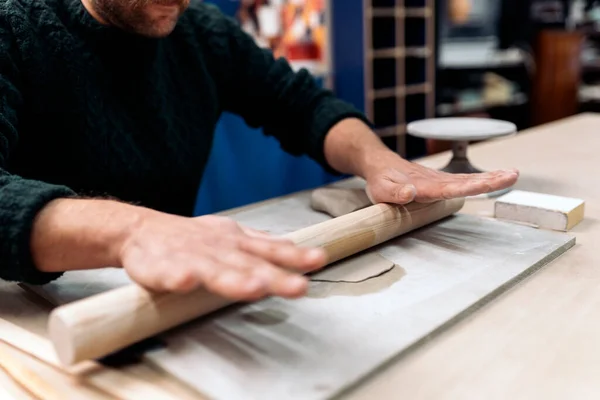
[288,275,308,291]
[307,248,326,262]
[245,276,266,291]
[403,185,417,196]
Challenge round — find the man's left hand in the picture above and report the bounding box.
[362,149,519,204]
[324,118,519,205]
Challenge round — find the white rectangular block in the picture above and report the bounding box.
[494,190,585,231]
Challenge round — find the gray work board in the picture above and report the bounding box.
[33,195,575,400]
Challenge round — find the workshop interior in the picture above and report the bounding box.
[0,0,598,399]
[195,0,597,214]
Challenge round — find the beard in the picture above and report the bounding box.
[90,0,190,37]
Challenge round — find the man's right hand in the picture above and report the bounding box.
[119,212,327,300]
[31,198,327,301]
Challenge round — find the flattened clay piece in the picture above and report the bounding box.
[311,253,395,283]
[310,188,372,217]
[307,264,405,299]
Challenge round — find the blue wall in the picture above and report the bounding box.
[330,0,365,112]
[194,0,365,215]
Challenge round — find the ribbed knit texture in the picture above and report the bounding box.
[0,0,370,284]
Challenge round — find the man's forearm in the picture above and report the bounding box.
[323,118,405,177]
[31,198,147,273]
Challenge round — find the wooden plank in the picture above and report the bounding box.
[0,318,202,400]
[0,365,36,400]
[0,341,111,400]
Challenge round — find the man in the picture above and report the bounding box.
[0,0,518,301]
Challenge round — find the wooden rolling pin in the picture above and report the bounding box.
[48,198,465,365]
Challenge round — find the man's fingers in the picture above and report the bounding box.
[240,226,292,242]
[492,169,520,185]
[217,250,309,298]
[441,180,493,199]
[239,236,327,272]
[155,257,268,300]
[459,169,519,184]
[464,169,519,192]
[367,178,416,204]
[441,169,519,198]
[409,169,518,202]
[161,267,200,293]
[202,269,269,301]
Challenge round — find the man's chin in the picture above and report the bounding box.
[132,19,179,38]
[132,4,184,37]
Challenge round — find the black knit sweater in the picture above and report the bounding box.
[0,0,368,284]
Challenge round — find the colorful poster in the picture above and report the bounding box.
[236,0,329,76]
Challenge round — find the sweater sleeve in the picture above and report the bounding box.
[0,20,76,284]
[198,5,372,173]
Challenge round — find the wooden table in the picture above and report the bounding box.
[1,113,598,399]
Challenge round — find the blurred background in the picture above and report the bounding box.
[195,0,600,215]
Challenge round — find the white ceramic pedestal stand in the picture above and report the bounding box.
[406,117,517,198]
